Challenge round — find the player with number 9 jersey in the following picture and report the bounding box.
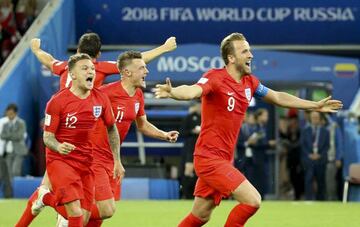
[193,68,267,205]
[195,68,264,162]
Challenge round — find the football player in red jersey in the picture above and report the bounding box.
[154,33,342,227]
[37,53,121,227]
[30,33,177,89]
[15,33,176,227]
[83,51,179,226]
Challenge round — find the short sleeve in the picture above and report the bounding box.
[52,60,68,76]
[137,91,145,117]
[99,61,119,75]
[196,71,219,96]
[44,98,61,133]
[101,94,116,127]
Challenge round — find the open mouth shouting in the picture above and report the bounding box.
[86,76,94,87]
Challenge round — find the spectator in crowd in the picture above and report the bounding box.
[0,103,28,178]
[179,101,201,199]
[0,0,21,65]
[285,114,304,200]
[15,0,38,35]
[0,0,44,66]
[277,116,292,199]
[236,112,257,179]
[246,108,276,198]
[301,111,329,200]
[0,110,12,198]
[324,114,344,200]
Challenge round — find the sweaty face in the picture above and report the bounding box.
[126,59,149,88]
[71,59,95,91]
[231,40,253,75]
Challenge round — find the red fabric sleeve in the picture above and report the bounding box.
[137,91,146,117]
[52,60,68,76]
[196,71,219,96]
[250,75,260,96]
[101,95,116,127]
[98,61,119,75]
[44,98,61,133]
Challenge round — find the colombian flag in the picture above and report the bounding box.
[334,63,357,78]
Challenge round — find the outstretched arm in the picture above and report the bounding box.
[30,38,56,70]
[136,115,179,143]
[263,89,343,113]
[154,78,203,100]
[141,37,177,63]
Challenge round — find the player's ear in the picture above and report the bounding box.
[228,54,235,64]
[70,72,76,80]
[124,68,131,77]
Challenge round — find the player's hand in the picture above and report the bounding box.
[154,78,172,99]
[113,160,125,182]
[313,96,343,113]
[57,142,75,155]
[30,38,41,52]
[163,37,177,52]
[165,130,179,143]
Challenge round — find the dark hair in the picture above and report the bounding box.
[6,103,18,113]
[116,51,142,71]
[220,33,246,65]
[78,33,101,58]
[255,108,267,120]
[68,53,92,71]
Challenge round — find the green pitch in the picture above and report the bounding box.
[1,200,359,227]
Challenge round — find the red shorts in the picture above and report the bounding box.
[92,162,120,201]
[47,160,94,211]
[193,156,246,205]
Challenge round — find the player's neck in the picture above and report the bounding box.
[70,86,91,99]
[121,81,136,97]
[225,66,244,82]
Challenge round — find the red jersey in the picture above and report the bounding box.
[52,60,118,89]
[92,81,145,163]
[44,88,115,167]
[195,68,260,161]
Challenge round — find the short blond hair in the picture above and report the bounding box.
[116,50,142,72]
[68,53,92,71]
[220,33,246,65]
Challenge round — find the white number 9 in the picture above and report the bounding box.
[227,97,235,111]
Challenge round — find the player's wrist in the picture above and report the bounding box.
[162,131,169,141]
[55,143,62,153]
[162,44,170,53]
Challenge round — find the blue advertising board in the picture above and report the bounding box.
[75,0,360,45]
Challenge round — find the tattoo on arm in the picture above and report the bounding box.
[43,131,60,152]
[107,124,121,160]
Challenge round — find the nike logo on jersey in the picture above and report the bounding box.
[227,92,234,96]
[67,112,77,117]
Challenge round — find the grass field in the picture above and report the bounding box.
[1,200,359,227]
